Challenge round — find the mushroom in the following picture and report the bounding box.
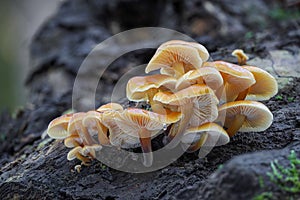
[181,123,229,157]
[126,74,177,114]
[175,66,223,91]
[68,113,95,146]
[64,134,83,148]
[203,61,256,102]
[232,49,249,65]
[145,40,209,78]
[67,145,102,164]
[47,113,73,139]
[153,84,219,148]
[104,108,181,167]
[82,111,110,145]
[235,66,278,101]
[217,100,273,137]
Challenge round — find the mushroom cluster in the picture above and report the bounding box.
[47,40,277,167]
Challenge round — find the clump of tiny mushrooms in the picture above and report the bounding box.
[47,40,277,167]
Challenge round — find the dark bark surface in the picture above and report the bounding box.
[1,0,300,199]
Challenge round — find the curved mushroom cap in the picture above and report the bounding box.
[126,74,177,102]
[153,84,219,127]
[97,103,123,112]
[175,67,223,91]
[47,113,73,139]
[242,66,278,101]
[115,108,181,139]
[64,135,83,148]
[68,112,95,145]
[203,61,256,102]
[218,100,273,132]
[232,49,249,65]
[82,111,109,145]
[145,43,203,74]
[160,40,210,62]
[181,123,229,146]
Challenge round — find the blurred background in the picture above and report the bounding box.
[0,0,60,112]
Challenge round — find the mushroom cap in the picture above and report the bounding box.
[82,111,109,145]
[175,67,223,91]
[103,108,181,148]
[154,84,219,127]
[64,134,83,148]
[47,113,73,139]
[242,66,278,101]
[203,61,256,102]
[218,100,273,132]
[145,43,203,74]
[153,84,218,105]
[97,103,123,112]
[160,40,210,62]
[126,74,177,102]
[67,146,82,160]
[181,122,229,146]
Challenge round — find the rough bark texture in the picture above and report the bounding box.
[1,0,300,199]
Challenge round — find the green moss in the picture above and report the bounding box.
[253,150,300,200]
[287,97,294,102]
[269,8,300,20]
[275,95,283,100]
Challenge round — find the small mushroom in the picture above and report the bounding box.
[64,134,83,148]
[105,108,181,167]
[236,66,278,101]
[181,123,229,157]
[145,40,209,78]
[126,74,176,114]
[67,145,102,164]
[47,113,73,139]
[203,61,256,102]
[82,111,110,145]
[175,66,223,91]
[232,49,249,65]
[153,84,219,148]
[217,100,273,137]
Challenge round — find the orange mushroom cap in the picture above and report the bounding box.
[47,113,73,139]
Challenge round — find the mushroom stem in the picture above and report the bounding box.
[235,88,249,101]
[138,128,153,167]
[226,114,246,137]
[187,133,208,152]
[172,62,185,78]
[167,102,194,148]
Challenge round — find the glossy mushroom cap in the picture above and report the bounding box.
[161,40,210,62]
[242,66,278,101]
[153,84,219,127]
[97,103,123,112]
[218,100,273,133]
[82,111,110,145]
[175,67,223,91]
[145,40,209,77]
[47,113,73,139]
[181,123,229,157]
[126,74,176,102]
[203,61,256,102]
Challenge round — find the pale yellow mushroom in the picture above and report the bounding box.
[126,74,176,114]
[217,100,273,137]
[181,123,229,157]
[232,49,249,65]
[153,84,219,148]
[47,113,73,139]
[145,40,209,78]
[203,61,256,102]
